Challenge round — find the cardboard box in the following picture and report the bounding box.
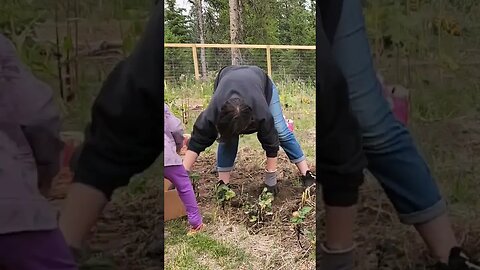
[164,178,187,221]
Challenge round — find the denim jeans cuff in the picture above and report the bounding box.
[398,199,447,225]
[291,155,306,164]
[217,166,234,172]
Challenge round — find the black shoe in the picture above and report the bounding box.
[264,184,279,196]
[435,247,480,270]
[301,171,316,188]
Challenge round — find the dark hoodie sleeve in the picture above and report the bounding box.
[257,115,279,158]
[74,2,164,198]
[187,110,218,155]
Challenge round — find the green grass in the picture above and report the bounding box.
[165,220,253,270]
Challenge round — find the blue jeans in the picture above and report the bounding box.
[332,0,446,224]
[216,83,306,172]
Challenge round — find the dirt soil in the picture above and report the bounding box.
[48,115,480,270]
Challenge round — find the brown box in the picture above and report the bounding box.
[164,178,187,221]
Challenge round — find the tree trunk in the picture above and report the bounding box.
[229,0,242,65]
[195,0,207,80]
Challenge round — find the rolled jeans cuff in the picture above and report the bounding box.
[217,166,234,172]
[398,199,448,225]
[291,155,306,164]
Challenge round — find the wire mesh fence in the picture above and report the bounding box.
[164,44,315,83]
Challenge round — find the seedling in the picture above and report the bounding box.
[244,188,274,224]
[292,186,315,249]
[189,172,200,198]
[258,187,274,217]
[290,206,313,224]
[215,183,236,209]
[291,206,313,249]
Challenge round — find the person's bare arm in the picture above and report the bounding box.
[182,150,199,172]
[184,111,218,171]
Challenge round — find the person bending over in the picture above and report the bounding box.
[182,65,316,200]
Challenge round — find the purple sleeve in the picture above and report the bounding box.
[165,105,184,149]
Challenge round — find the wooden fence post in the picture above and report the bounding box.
[164,43,315,79]
[192,45,200,80]
[266,45,272,77]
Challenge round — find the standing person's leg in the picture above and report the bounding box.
[268,82,316,186]
[0,229,77,270]
[216,136,240,184]
[317,2,367,269]
[164,165,203,229]
[332,0,460,264]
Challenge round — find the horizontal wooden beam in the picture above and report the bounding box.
[164,43,315,50]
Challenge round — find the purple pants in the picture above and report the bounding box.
[164,165,203,228]
[0,229,77,270]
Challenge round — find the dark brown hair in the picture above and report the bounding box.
[216,97,253,141]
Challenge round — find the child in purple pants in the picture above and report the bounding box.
[0,34,77,270]
[164,104,204,234]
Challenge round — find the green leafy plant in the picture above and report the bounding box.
[258,187,274,216]
[216,184,236,204]
[190,172,201,198]
[291,186,315,249]
[290,206,313,224]
[244,188,274,224]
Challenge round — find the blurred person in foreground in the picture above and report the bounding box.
[58,1,165,266]
[317,0,480,269]
[0,33,77,270]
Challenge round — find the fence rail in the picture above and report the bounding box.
[164,43,316,82]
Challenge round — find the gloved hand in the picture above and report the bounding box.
[264,170,279,195]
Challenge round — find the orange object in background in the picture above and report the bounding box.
[164,178,187,221]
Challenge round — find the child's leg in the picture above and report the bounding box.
[0,229,77,270]
[164,165,203,228]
